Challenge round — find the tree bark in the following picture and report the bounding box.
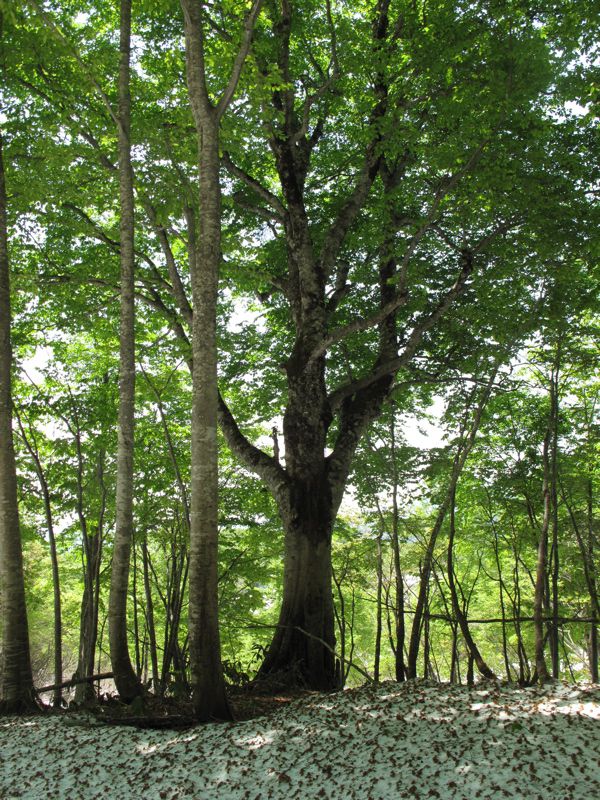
[181,0,262,720]
[0,134,36,713]
[258,477,337,688]
[70,405,106,704]
[108,0,142,702]
[389,412,405,682]
[549,346,561,678]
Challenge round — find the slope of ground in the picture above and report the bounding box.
[1,681,599,799]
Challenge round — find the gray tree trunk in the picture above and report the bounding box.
[108,0,142,702]
[181,0,262,719]
[0,134,36,713]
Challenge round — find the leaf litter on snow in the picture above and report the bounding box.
[1,681,599,799]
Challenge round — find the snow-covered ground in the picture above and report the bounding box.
[1,681,599,799]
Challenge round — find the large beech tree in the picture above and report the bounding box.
[209,0,591,688]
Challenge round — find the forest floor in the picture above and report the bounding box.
[1,680,599,799]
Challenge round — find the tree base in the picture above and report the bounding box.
[0,695,40,715]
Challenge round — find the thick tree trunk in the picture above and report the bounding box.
[259,476,337,689]
[74,527,102,703]
[181,0,266,719]
[188,120,231,719]
[0,134,36,713]
[108,0,142,702]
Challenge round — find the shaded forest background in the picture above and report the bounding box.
[0,0,599,718]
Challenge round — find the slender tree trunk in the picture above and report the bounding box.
[450,624,459,683]
[72,421,106,703]
[534,430,551,683]
[390,413,405,682]
[407,370,498,679]
[589,623,598,683]
[15,415,63,707]
[373,525,383,682]
[467,653,474,687]
[142,537,159,693]
[447,488,495,679]
[181,0,263,719]
[108,0,142,702]
[561,476,599,681]
[588,477,599,683]
[332,563,346,688]
[423,579,431,680]
[35,467,62,706]
[511,547,530,684]
[74,525,102,703]
[0,134,36,713]
[132,540,141,677]
[491,524,512,681]
[549,351,561,679]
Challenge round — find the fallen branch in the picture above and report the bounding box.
[36,672,114,695]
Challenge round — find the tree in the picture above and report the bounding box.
[0,132,36,712]
[213,0,594,689]
[108,0,142,702]
[180,0,263,720]
[0,0,597,700]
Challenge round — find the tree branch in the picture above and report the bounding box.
[217,392,289,501]
[215,0,264,121]
[310,292,408,363]
[222,151,286,219]
[329,249,474,410]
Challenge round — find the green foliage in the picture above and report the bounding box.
[2,0,598,690]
